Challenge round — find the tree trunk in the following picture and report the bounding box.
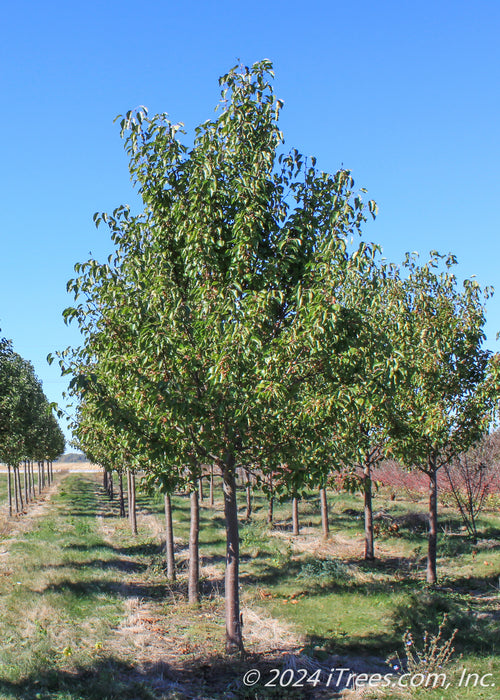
[188,489,199,603]
[267,496,274,525]
[127,469,137,535]
[267,475,274,525]
[209,464,214,507]
[24,461,28,504]
[26,461,31,501]
[320,487,329,539]
[13,466,20,513]
[292,496,299,535]
[223,461,243,654]
[108,472,114,500]
[7,465,12,517]
[119,472,126,517]
[198,476,204,502]
[427,466,438,584]
[245,470,252,520]
[17,466,24,512]
[37,461,41,495]
[164,493,176,581]
[364,461,374,560]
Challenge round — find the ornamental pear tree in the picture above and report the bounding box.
[392,252,495,584]
[331,256,408,560]
[1,332,64,513]
[58,60,378,653]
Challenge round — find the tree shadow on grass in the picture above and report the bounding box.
[30,557,147,574]
[241,553,417,596]
[390,586,499,655]
[302,628,398,659]
[354,555,425,578]
[66,541,161,557]
[0,653,318,700]
[450,571,500,594]
[34,578,168,601]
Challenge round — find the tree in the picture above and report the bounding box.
[443,431,500,543]
[392,252,495,583]
[58,60,378,653]
[331,256,406,560]
[1,332,64,512]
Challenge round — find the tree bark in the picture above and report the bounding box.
[17,466,24,511]
[292,496,299,535]
[24,461,28,504]
[427,466,438,584]
[28,461,33,501]
[267,475,274,525]
[245,470,252,520]
[13,466,18,513]
[209,464,214,507]
[364,461,374,560]
[320,487,329,540]
[119,472,126,517]
[223,460,243,654]
[14,464,23,513]
[7,465,12,517]
[188,489,199,603]
[164,493,176,581]
[127,469,137,535]
[37,461,41,495]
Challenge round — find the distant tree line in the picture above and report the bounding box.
[0,332,65,515]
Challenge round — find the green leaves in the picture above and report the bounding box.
[56,60,391,498]
[0,338,64,464]
[390,252,494,470]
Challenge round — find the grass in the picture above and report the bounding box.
[0,473,497,698]
[142,479,500,698]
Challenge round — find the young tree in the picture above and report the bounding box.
[392,252,495,583]
[443,431,500,543]
[331,257,406,560]
[58,60,378,653]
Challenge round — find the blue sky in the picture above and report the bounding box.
[1,0,499,445]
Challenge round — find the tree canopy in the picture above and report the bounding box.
[0,332,64,465]
[57,60,385,652]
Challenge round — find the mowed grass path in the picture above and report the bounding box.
[0,473,498,699]
[0,474,202,700]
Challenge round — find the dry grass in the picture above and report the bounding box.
[241,605,304,652]
[53,461,100,472]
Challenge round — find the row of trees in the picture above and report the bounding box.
[1,332,65,514]
[53,60,499,654]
